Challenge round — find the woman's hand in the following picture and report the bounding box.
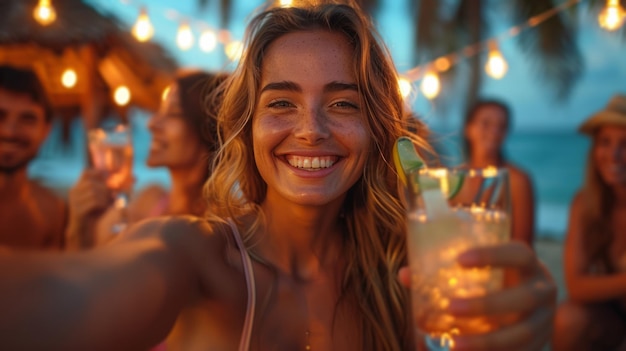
[65,170,113,248]
[399,242,557,351]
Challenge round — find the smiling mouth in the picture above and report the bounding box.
[286,155,338,170]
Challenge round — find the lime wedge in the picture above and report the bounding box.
[418,170,465,199]
[393,136,424,186]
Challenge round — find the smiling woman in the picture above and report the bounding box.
[553,94,626,351]
[65,70,227,248]
[0,3,556,351]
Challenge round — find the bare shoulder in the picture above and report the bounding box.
[505,163,533,187]
[29,181,66,214]
[122,216,232,265]
[122,216,239,296]
[129,184,169,220]
[133,184,168,203]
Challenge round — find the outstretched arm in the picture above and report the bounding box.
[0,217,209,351]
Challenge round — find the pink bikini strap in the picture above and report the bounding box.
[227,218,256,351]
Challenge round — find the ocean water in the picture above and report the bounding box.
[28,115,589,241]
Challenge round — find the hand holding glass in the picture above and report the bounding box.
[87,124,133,233]
[406,167,510,350]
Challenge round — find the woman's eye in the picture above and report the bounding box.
[331,101,359,109]
[267,100,294,108]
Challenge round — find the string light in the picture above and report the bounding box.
[598,0,626,31]
[485,41,508,79]
[420,70,441,100]
[61,68,77,88]
[161,86,171,101]
[434,57,452,72]
[114,86,131,106]
[132,7,154,42]
[176,21,194,51]
[109,0,591,104]
[199,30,218,52]
[398,77,413,98]
[33,0,57,26]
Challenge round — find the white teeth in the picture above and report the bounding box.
[287,156,335,170]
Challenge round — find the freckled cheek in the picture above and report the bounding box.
[335,120,370,155]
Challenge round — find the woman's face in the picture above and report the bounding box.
[593,125,626,187]
[465,104,508,157]
[252,30,370,207]
[147,83,205,169]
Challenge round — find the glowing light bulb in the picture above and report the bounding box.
[132,7,154,42]
[161,86,171,101]
[398,77,413,98]
[33,0,57,26]
[177,21,194,51]
[485,42,508,79]
[598,0,626,31]
[280,0,294,7]
[199,30,218,52]
[225,40,244,61]
[434,57,451,72]
[420,71,441,100]
[114,86,131,106]
[61,69,77,88]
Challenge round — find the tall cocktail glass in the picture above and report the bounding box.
[87,123,133,233]
[406,166,510,350]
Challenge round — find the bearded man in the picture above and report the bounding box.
[0,65,66,249]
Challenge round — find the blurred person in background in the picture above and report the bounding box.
[552,94,626,351]
[0,65,66,250]
[462,99,536,247]
[65,70,226,249]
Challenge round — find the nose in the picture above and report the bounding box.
[0,117,19,138]
[293,107,330,143]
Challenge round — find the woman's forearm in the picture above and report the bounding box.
[567,273,626,303]
[0,219,199,351]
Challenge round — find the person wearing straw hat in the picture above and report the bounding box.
[552,94,626,351]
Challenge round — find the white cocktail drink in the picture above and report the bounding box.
[405,167,510,350]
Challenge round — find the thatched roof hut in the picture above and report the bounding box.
[0,0,178,130]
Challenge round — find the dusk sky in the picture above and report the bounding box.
[89,0,626,132]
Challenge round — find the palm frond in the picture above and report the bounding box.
[511,0,584,101]
[196,0,232,27]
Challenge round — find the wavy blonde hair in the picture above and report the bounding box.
[204,2,424,349]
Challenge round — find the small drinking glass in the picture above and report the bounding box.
[87,123,133,233]
[405,166,511,350]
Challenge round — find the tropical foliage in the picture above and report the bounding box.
[199,0,625,109]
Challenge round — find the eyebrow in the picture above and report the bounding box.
[260,81,358,94]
